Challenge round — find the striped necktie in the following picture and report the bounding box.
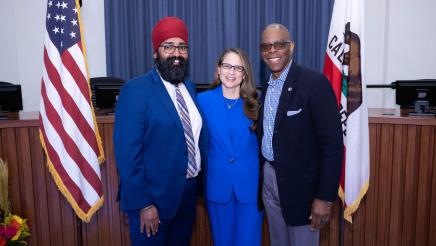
[174,84,197,178]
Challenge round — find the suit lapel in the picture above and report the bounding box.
[212,86,234,155]
[150,69,183,130]
[274,63,298,130]
[258,84,268,139]
[232,111,251,157]
[185,80,198,106]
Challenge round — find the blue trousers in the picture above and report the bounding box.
[207,191,263,246]
[127,178,197,246]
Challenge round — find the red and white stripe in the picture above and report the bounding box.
[39,29,104,222]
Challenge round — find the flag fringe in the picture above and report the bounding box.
[338,180,369,223]
[75,0,105,165]
[39,129,104,223]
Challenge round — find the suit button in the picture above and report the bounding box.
[229,159,235,163]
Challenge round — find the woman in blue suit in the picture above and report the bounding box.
[198,48,262,246]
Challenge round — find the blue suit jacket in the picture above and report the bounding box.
[113,69,208,220]
[198,86,259,204]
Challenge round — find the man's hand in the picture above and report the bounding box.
[139,205,160,237]
[309,198,332,231]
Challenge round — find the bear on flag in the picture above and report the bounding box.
[323,0,370,223]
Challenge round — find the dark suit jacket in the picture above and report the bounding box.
[113,69,208,220]
[257,63,343,226]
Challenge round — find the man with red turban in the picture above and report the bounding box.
[114,16,208,246]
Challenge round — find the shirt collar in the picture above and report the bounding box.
[268,60,293,86]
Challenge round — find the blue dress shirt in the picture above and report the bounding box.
[261,61,292,161]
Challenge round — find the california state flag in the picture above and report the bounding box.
[323,0,370,223]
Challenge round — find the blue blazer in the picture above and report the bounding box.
[198,86,259,204]
[113,69,208,220]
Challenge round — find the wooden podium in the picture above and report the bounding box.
[0,109,435,246]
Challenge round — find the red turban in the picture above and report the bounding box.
[152,17,188,53]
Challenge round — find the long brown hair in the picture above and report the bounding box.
[210,48,259,131]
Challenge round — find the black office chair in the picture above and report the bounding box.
[90,77,125,109]
[0,81,23,119]
[0,81,13,85]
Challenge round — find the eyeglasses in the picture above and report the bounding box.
[159,44,189,54]
[220,63,245,73]
[259,41,291,52]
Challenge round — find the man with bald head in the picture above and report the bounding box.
[257,23,343,245]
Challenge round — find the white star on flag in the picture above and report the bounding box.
[69,31,76,38]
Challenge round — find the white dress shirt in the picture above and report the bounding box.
[161,78,202,177]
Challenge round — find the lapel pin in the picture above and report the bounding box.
[288,87,293,92]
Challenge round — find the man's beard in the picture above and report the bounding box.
[155,54,188,85]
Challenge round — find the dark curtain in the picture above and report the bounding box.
[104,0,334,85]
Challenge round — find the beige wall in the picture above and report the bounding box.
[365,0,436,108]
[0,0,107,112]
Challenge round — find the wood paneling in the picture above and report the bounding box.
[0,109,435,246]
[430,128,436,246]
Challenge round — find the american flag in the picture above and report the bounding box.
[39,0,104,222]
